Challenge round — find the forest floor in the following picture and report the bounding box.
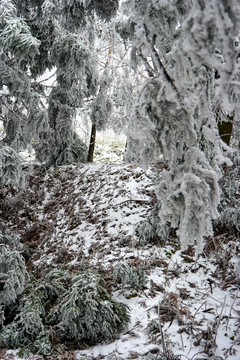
[0,157,239,360]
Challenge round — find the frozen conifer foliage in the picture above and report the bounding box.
[0,269,129,356]
[57,272,129,343]
[113,262,147,291]
[124,0,240,252]
[0,0,119,169]
[0,146,24,188]
[0,229,27,305]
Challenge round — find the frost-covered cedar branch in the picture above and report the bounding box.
[0,0,119,172]
[124,0,240,252]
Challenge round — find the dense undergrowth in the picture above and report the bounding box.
[0,230,130,357]
[0,161,239,359]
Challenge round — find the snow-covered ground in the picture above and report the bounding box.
[1,161,239,360]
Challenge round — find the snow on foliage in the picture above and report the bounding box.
[124,0,240,251]
[0,267,129,356]
[0,0,118,168]
[0,146,24,188]
[156,148,220,253]
[113,262,147,291]
[0,229,27,306]
[0,17,40,65]
[1,0,240,358]
[58,272,130,343]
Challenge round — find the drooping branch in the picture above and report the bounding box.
[151,45,182,102]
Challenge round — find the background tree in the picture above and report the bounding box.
[0,0,119,171]
[84,16,141,162]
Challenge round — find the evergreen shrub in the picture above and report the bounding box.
[54,271,130,343]
[113,262,147,291]
[0,295,48,352]
[0,269,130,356]
[0,146,24,188]
[215,165,240,234]
[0,230,27,306]
[136,213,171,245]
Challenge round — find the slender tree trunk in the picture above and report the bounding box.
[87,39,113,162]
[87,123,96,162]
[216,107,234,145]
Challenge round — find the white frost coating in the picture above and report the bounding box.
[184,0,240,110]
[125,0,239,252]
[0,146,24,188]
[156,148,220,253]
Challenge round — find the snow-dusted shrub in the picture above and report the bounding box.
[113,263,131,288]
[0,269,70,355]
[55,271,130,343]
[218,166,239,207]
[0,227,23,251]
[215,165,240,233]
[0,146,24,188]
[147,319,160,338]
[129,265,147,291]
[0,295,48,352]
[1,268,129,355]
[0,230,27,305]
[217,207,240,233]
[136,213,171,245]
[113,263,147,291]
[45,268,71,295]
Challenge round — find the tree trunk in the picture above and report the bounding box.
[87,39,112,163]
[216,107,234,145]
[87,123,96,162]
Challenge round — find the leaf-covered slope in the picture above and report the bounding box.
[0,163,155,275]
